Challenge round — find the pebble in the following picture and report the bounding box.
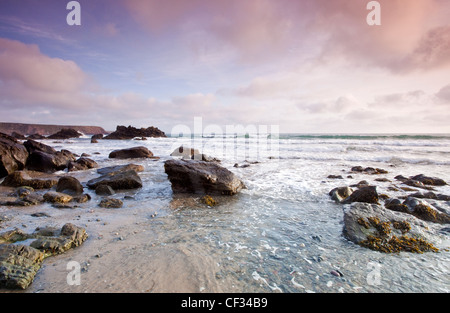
[330,270,344,277]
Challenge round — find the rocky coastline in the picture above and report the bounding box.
[0,127,244,289]
[0,127,449,291]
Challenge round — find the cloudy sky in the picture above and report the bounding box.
[1,0,449,134]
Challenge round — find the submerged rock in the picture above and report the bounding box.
[164,159,246,195]
[329,186,353,203]
[97,164,144,175]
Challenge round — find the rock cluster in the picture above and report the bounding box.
[0,223,87,289]
[328,166,449,253]
[104,125,166,140]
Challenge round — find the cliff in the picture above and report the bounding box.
[0,123,106,136]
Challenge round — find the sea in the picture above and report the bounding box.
[1,133,450,293]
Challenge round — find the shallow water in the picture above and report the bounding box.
[1,135,449,293]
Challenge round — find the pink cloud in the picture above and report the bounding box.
[0,38,87,93]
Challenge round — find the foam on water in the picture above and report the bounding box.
[2,134,450,293]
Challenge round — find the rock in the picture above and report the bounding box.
[409,174,447,186]
[350,166,387,174]
[23,139,56,155]
[343,202,443,253]
[95,185,115,196]
[0,132,29,178]
[0,229,30,244]
[402,197,450,224]
[11,132,26,140]
[56,176,84,195]
[171,146,200,158]
[26,149,76,173]
[30,223,88,256]
[329,187,353,203]
[350,180,369,188]
[27,133,45,140]
[43,191,73,204]
[342,186,379,204]
[47,128,82,140]
[1,170,58,189]
[99,198,123,208]
[108,146,157,159]
[164,159,246,195]
[5,192,45,206]
[0,244,44,289]
[234,163,250,168]
[104,125,166,140]
[97,164,144,175]
[68,157,98,172]
[91,134,103,143]
[72,193,91,203]
[87,170,143,190]
[327,175,344,179]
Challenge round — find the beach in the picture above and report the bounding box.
[1,133,449,293]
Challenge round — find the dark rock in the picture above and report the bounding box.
[350,180,369,188]
[87,170,143,190]
[95,185,115,196]
[0,132,29,178]
[108,146,156,159]
[234,163,250,168]
[104,125,166,140]
[11,132,26,140]
[26,149,76,173]
[1,170,58,189]
[401,179,435,191]
[327,175,344,179]
[97,164,144,175]
[99,198,123,208]
[164,159,246,195]
[351,166,364,172]
[409,174,447,186]
[342,186,379,204]
[72,193,91,203]
[31,212,51,218]
[68,157,98,172]
[91,134,103,140]
[56,176,83,195]
[90,138,98,143]
[27,133,45,140]
[23,139,56,155]
[47,128,82,140]
[171,146,200,158]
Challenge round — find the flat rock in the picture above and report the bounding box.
[1,170,58,189]
[97,164,144,175]
[87,170,143,190]
[43,191,73,204]
[99,198,123,208]
[0,244,44,289]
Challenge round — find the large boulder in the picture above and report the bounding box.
[108,146,156,159]
[23,139,56,154]
[86,170,143,190]
[47,128,82,140]
[0,132,29,178]
[409,174,447,186]
[164,159,246,195]
[1,170,58,189]
[343,202,445,253]
[104,125,166,139]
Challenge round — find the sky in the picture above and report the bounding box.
[0,0,450,134]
